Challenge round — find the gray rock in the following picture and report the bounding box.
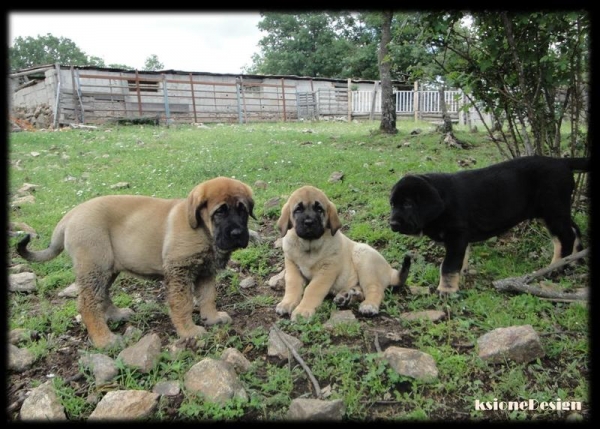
[8,344,35,372]
[117,333,162,373]
[110,181,130,189]
[221,347,252,373]
[9,272,37,292]
[11,195,36,207]
[254,180,268,190]
[153,381,181,396]
[9,328,35,345]
[477,324,545,364]
[58,282,79,297]
[239,277,256,289]
[268,270,286,290]
[324,310,358,329]
[184,358,247,404]
[400,310,446,322]
[409,286,430,295]
[383,346,439,381]
[88,390,159,420]
[79,353,119,384]
[286,398,345,420]
[268,328,303,361]
[19,381,67,421]
[264,196,281,210]
[328,171,344,183]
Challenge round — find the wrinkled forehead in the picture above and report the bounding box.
[290,187,328,209]
[391,177,418,200]
[203,179,253,210]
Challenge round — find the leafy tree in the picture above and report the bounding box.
[378,10,397,134]
[143,54,164,71]
[247,12,378,79]
[10,34,90,70]
[417,11,590,158]
[107,63,134,70]
[87,56,106,67]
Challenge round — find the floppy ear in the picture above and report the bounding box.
[326,200,342,236]
[187,185,210,229]
[247,198,256,220]
[418,181,445,224]
[276,202,293,237]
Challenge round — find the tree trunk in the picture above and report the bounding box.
[438,87,453,133]
[379,10,397,134]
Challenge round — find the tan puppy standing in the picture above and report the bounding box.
[17,177,255,349]
[275,186,410,321]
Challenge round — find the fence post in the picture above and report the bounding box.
[235,78,243,124]
[189,73,198,123]
[413,80,419,123]
[347,78,352,122]
[162,74,171,126]
[52,63,62,129]
[134,70,143,116]
[281,78,287,122]
[240,76,248,124]
[369,81,379,121]
[74,69,85,123]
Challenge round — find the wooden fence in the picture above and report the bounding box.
[59,69,462,124]
[63,71,297,124]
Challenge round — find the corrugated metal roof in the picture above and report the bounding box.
[11,64,407,85]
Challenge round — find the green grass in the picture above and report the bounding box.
[7,120,590,421]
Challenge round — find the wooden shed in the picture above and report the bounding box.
[10,64,410,127]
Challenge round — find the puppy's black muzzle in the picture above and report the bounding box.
[389,212,420,235]
[295,215,325,240]
[216,224,250,251]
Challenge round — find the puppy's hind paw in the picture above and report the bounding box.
[105,306,135,323]
[333,286,364,307]
[436,284,459,297]
[290,306,315,322]
[203,311,232,325]
[275,300,298,316]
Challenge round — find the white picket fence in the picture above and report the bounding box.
[352,90,463,114]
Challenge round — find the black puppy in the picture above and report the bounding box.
[389,156,589,294]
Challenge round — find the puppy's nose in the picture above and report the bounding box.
[390,220,400,231]
[230,228,242,238]
[303,218,314,226]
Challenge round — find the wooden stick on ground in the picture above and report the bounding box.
[271,324,322,399]
[492,248,589,300]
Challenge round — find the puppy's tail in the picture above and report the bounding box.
[17,229,65,263]
[565,157,591,172]
[390,254,412,292]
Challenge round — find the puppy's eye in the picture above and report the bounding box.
[314,204,324,214]
[215,205,229,215]
[293,203,304,214]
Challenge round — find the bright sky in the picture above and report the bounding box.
[8,12,265,73]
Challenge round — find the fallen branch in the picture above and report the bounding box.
[492,248,589,300]
[374,332,382,353]
[271,324,321,399]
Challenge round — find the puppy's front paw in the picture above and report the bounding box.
[290,306,315,322]
[358,302,380,316]
[105,306,135,322]
[179,325,208,339]
[203,311,232,325]
[437,273,460,295]
[92,332,124,350]
[275,300,297,316]
[436,284,459,296]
